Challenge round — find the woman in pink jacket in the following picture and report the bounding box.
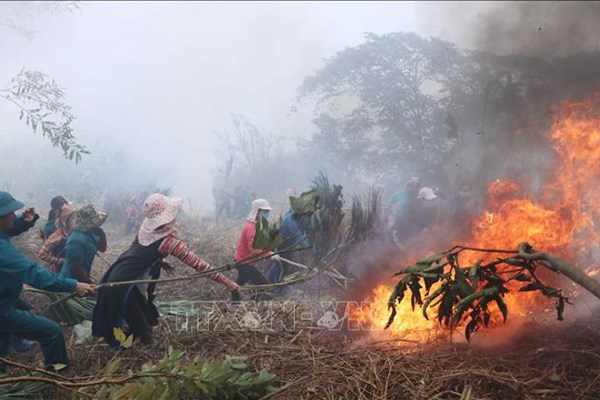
[234,199,278,289]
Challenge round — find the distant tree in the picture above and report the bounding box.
[0,1,88,162]
[297,32,600,196]
[298,32,467,185]
[213,113,292,198]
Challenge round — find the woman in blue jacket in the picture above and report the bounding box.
[61,204,108,283]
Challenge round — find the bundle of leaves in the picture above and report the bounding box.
[308,172,344,260]
[48,295,95,326]
[346,187,383,244]
[253,216,283,252]
[386,245,571,340]
[289,189,320,215]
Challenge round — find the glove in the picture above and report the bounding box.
[271,254,282,263]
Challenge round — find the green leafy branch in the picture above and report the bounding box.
[87,347,276,400]
[0,69,89,162]
[0,347,276,400]
[385,243,579,340]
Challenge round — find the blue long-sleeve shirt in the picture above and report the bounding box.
[61,228,106,283]
[0,229,76,312]
[6,214,39,237]
[278,211,310,252]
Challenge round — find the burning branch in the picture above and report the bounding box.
[386,244,600,340]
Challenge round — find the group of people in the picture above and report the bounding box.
[386,177,479,248]
[1,189,312,373]
[0,192,96,373]
[1,178,479,373]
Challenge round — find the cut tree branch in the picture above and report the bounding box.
[518,242,600,300]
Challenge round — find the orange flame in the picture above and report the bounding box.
[357,94,600,342]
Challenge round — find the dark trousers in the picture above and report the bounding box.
[0,308,69,372]
[123,289,158,340]
[235,264,269,286]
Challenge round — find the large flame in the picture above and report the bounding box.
[358,94,600,341]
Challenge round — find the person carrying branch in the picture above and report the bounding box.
[60,205,108,283]
[234,199,280,294]
[92,193,239,347]
[267,209,311,292]
[0,191,95,373]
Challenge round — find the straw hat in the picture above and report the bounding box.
[140,193,183,231]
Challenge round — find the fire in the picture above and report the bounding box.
[351,285,443,342]
[358,94,600,341]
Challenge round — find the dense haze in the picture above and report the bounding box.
[1,1,598,214]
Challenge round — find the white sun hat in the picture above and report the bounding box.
[141,193,183,231]
[247,198,272,222]
[417,187,438,200]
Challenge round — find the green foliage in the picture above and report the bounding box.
[0,69,89,162]
[309,172,344,259]
[253,216,283,251]
[289,189,320,215]
[386,247,570,340]
[298,32,465,181]
[48,295,95,325]
[86,347,276,400]
[346,187,382,244]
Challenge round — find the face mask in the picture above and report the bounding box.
[261,211,270,220]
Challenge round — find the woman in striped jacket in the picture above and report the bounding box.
[92,193,239,347]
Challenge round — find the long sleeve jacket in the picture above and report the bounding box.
[0,229,76,312]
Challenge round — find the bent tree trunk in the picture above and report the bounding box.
[518,242,600,300]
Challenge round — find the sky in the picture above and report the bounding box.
[1,1,597,209]
[0,1,422,206]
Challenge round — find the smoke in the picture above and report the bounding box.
[417,2,600,58]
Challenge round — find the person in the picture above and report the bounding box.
[37,204,77,273]
[92,193,239,347]
[388,177,422,232]
[267,209,311,290]
[60,205,108,284]
[4,197,41,353]
[394,187,439,247]
[124,196,139,235]
[0,191,95,372]
[42,196,69,239]
[234,199,279,293]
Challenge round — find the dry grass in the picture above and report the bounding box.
[7,219,600,399]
